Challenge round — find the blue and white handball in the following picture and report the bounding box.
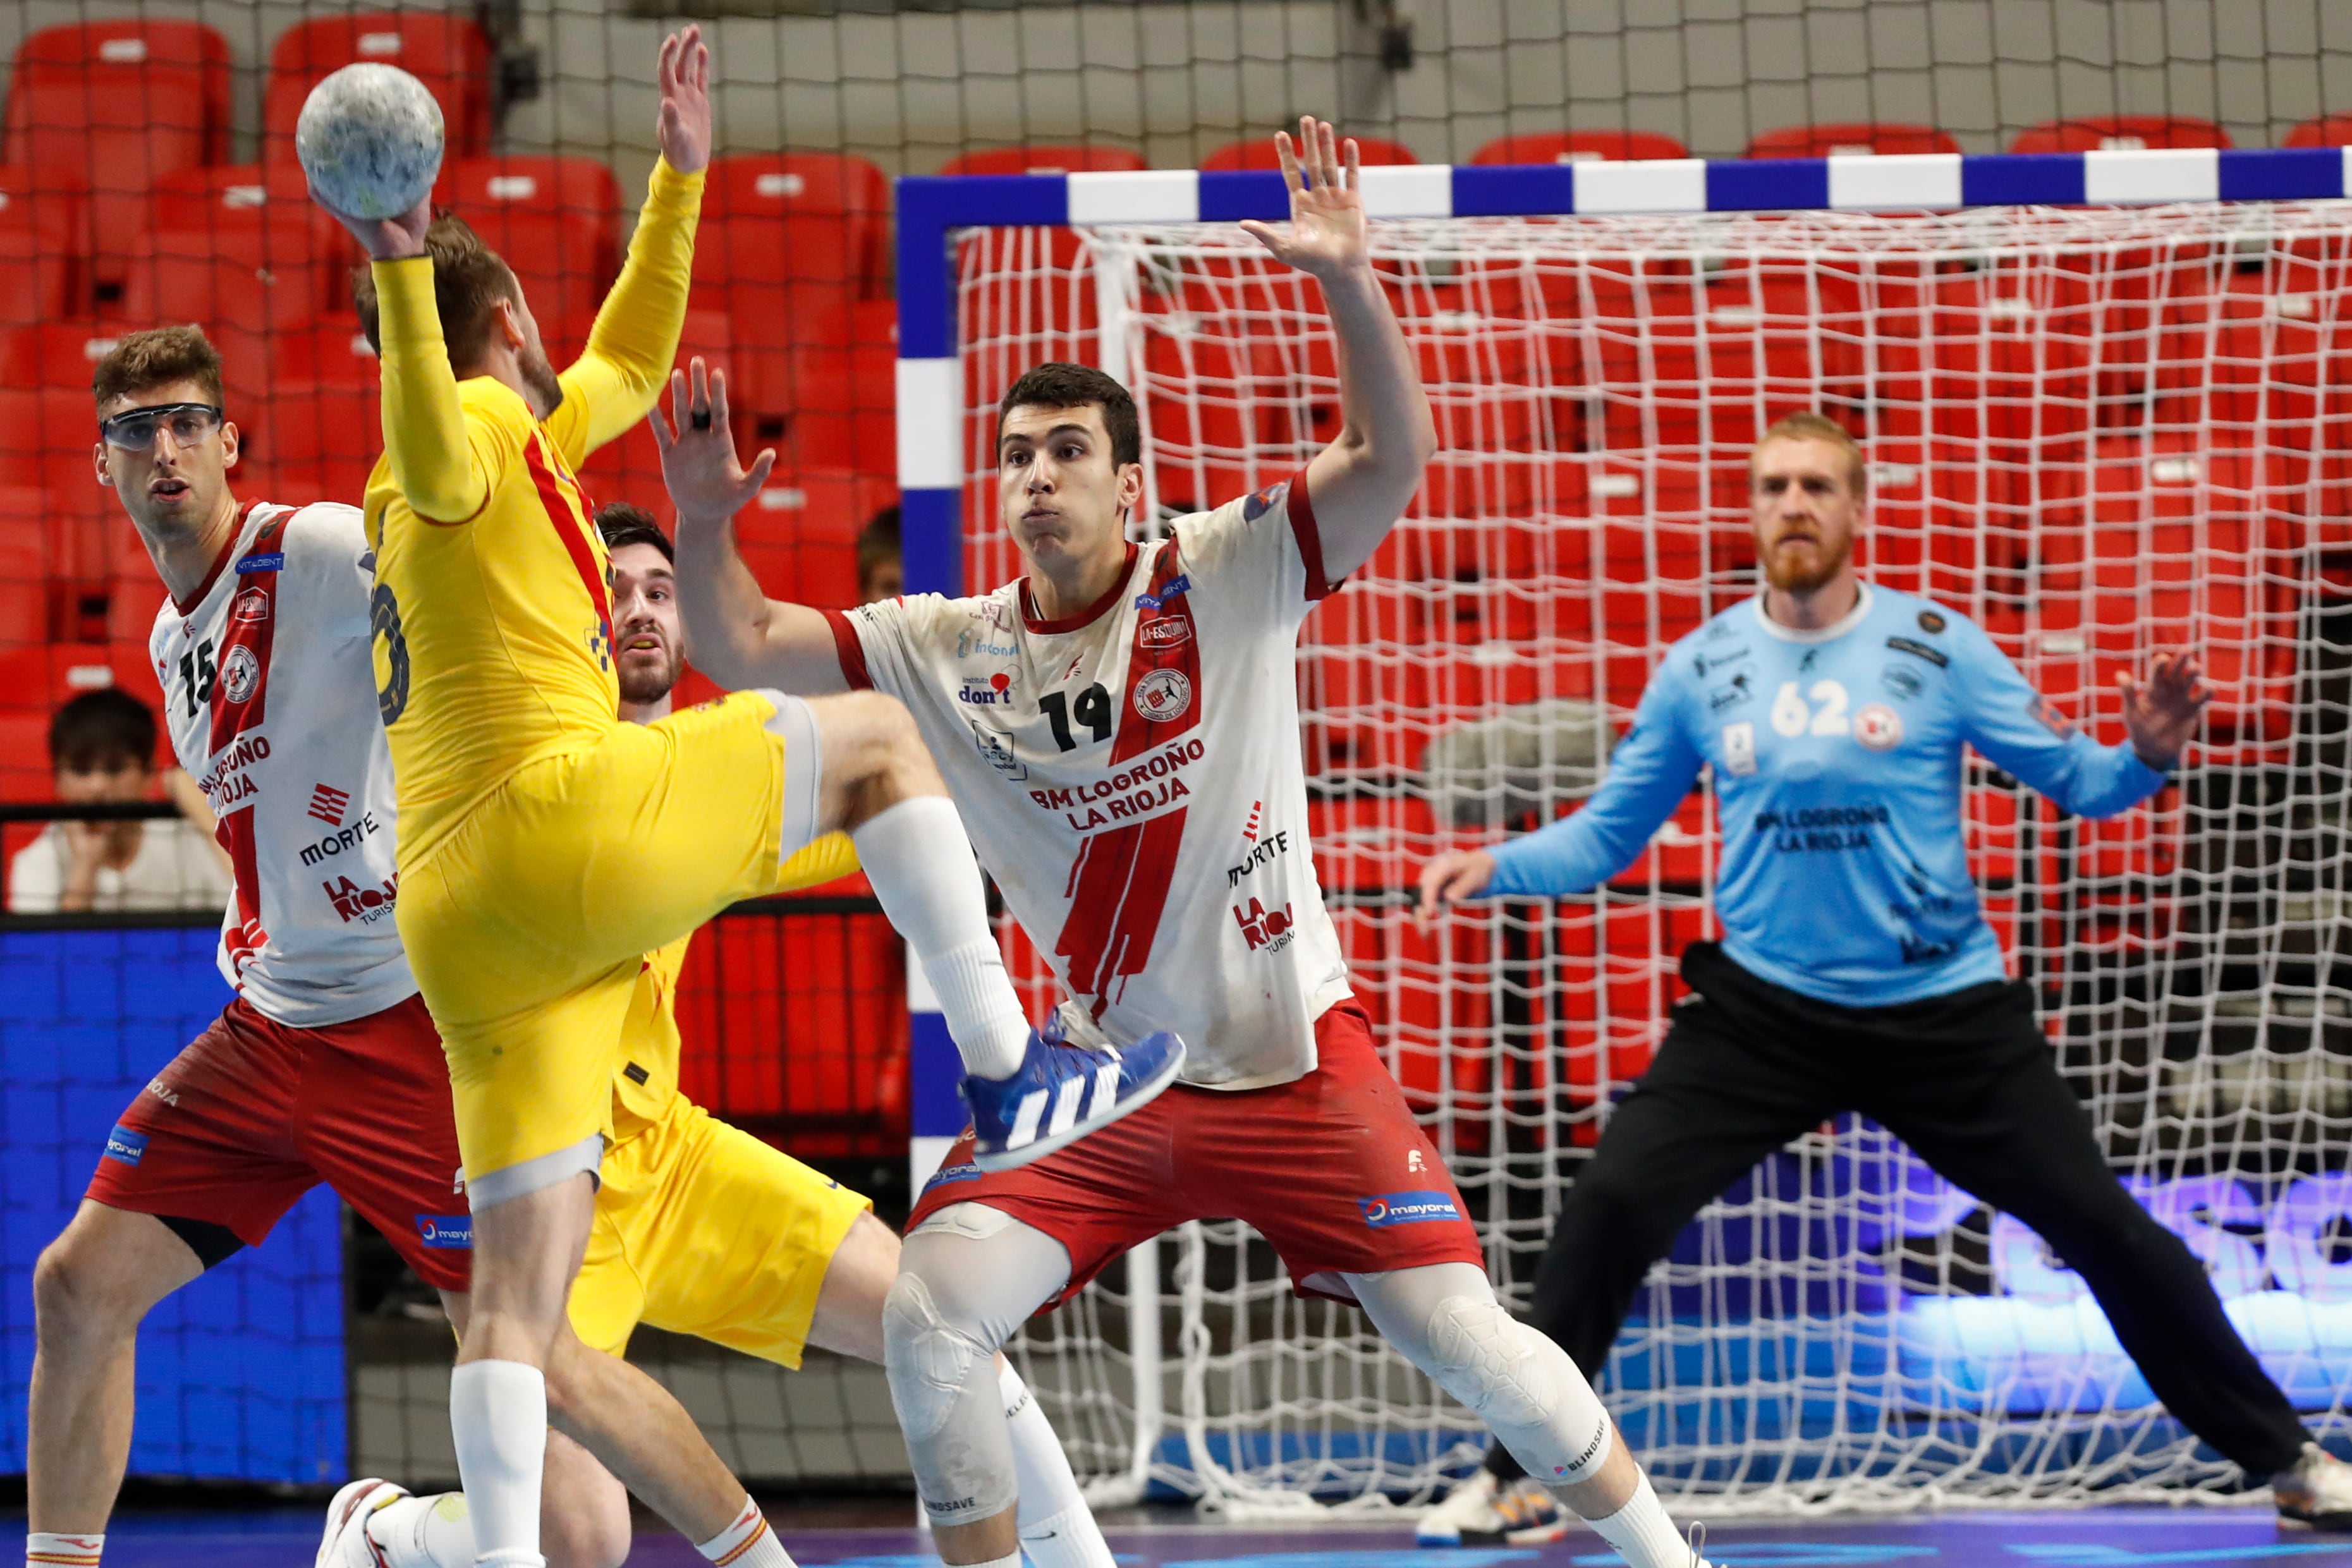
[295,63,444,221]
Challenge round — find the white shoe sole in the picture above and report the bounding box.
[973,1040,1187,1172]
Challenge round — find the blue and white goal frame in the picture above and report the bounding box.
[888,139,2352,1188]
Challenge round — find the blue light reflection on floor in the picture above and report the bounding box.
[11,1507,2352,1565]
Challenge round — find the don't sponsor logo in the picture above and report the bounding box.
[104,1123,149,1167]
[1358,1189,1461,1228]
[415,1214,473,1249]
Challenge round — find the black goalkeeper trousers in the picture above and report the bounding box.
[1486,940,2308,1482]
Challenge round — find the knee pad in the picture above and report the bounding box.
[881,1271,1021,1522]
[882,1272,990,1441]
[1425,1294,1612,1485]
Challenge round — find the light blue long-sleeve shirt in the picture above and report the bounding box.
[1482,584,2168,1007]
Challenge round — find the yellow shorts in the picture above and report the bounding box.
[397,691,851,1200]
[568,1094,872,1368]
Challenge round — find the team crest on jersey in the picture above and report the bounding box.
[231,586,270,623]
[1133,667,1192,722]
[1853,703,1904,750]
[219,643,261,705]
[1241,483,1288,523]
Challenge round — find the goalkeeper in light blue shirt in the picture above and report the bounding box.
[1410,413,2352,1546]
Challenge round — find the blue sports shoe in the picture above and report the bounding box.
[962,1016,1186,1171]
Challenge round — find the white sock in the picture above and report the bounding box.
[1003,1364,1113,1568]
[25,1533,104,1567]
[449,1359,547,1568]
[853,798,1030,1079]
[367,1493,476,1568]
[1581,1474,1705,1568]
[695,1495,795,1567]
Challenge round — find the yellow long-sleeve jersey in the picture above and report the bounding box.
[363,158,704,868]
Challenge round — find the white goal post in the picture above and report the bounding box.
[895,147,2352,1514]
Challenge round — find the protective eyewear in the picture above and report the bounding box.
[99,403,224,453]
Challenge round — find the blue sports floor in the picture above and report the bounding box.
[18,1506,2352,1565]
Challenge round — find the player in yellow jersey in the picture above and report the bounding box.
[313,28,1181,1568]
[326,509,1116,1568]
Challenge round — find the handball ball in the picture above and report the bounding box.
[296,63,444,220]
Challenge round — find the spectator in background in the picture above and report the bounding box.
[7,688,231,914]
[857,505,901,603]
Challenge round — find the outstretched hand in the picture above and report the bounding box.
[2118,650,2213,769]
[1413,849,1496,931]
[1240,117,1370,281]
[649,358,774,525]
[655,25,714,175]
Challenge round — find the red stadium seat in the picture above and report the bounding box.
[0,643,129,714]
[0,534,45,647]
[2025,434,2293,763]
[264,13,494,161]
[4,21,233,309]
[0,321,132,391]
[1201,134,1419,170]
[784,298,898,478]
[1470,130,1690,165]
[733,468,900,610]
[1744,123,1959,159]
[2284,115,2352,149]
[0,712,51,801]
[939,146,1148,176]
[2008,116,2231,154]
[0,166,83,330]
[437,155,620,365]
[573,308,736,511]
[1859,439,2027,611]
[262,322,384,507]
[695,153,890,435]
[123,166,338,375]
[0,387,107,500]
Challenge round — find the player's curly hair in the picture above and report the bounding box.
[350,212,522,372]
[1754,411,1868,498]
[91,325,224,410]
[999,362,1141,470]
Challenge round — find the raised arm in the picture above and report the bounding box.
[661,360,851,695]
[545,27,711,465]
[1954,619,2205,819]
[1417,677,1703,925]
[1242,119,1436,583]
[315,186,497,523]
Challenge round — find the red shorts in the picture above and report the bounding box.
[86,993,472,1292]
[908,1002,1484,1308]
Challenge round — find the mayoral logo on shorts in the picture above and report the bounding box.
[1133,667,1193,723]
[219,643,262,705]
[1358,1190,1462,1228]
[1854,702,1903,751]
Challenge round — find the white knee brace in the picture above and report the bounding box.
[882,1272,990,1441]
[1425,1292,1614,1485]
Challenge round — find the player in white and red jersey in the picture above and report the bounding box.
[669,121,1714,1568]
[23,326,949,1568]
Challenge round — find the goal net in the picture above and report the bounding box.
[955,200,2352,1514]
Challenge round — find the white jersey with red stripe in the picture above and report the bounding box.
[145,499,416,1028]
[829,473,1351,1090]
